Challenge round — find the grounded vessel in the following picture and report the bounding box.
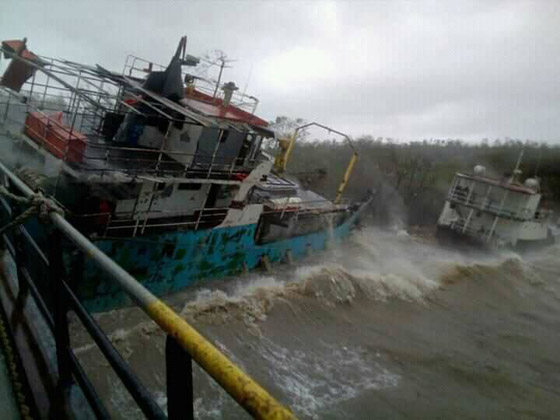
[436,158,555,250]
[0,37,369,311]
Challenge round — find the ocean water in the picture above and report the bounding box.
[71,227,560,419]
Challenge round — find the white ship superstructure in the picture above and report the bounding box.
[437,164,553,248]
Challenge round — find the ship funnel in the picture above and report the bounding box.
[221,81,238,107]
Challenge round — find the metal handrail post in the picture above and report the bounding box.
[2,91,11,124]
[40,59,53,109]
[166,335,194,420]
[27,69,37,112]
[13,229,29,298]
[63,281,166,420]
[48,230,73,388]
[50,210,294,419]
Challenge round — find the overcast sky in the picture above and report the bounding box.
[2,1,560,142]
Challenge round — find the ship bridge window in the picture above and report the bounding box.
[249,135,263,159]
[219,130,230,143]
[178,183,202,191]
[156,183,174,197]
[180,131,191,143]
[237,133,254,161]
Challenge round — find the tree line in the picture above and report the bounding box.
[270,117,560,228]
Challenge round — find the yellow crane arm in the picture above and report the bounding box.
[335,151,358,204]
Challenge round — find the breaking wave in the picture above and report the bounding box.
[180,227,536,327]
[72,228,560,419]
[181,261,441,328]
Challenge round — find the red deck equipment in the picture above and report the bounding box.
[182,89,268,127]
[24,112,87,163]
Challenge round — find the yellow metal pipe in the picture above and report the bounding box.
[282,132,298,172]
[272,139,288,173]
[274,132,298,173]
[335,152,358,204]
[147,300,295,420]
[53,211,295,419]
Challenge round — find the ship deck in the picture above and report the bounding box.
[257,173,343,210]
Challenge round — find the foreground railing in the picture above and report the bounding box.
[0,159,294,419]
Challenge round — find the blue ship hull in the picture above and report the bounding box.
[78,206,365,312]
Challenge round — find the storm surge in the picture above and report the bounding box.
[71,228,560,419]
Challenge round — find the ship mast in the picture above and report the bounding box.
[510,148,524,183]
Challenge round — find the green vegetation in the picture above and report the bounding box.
[270,118,560,227]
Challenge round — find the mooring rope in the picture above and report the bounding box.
[0,298,34,419]
[0,186,64,234]
[0,182,61,419]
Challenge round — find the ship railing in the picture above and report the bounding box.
[0,161,294,418]
[0,101,260,180]
[263,197,350,220]
[123,54,260,114]
[0,52,264,181]
[106,207,230,237]
[0,48,217,143]
[0,51,130,129]
[81,143,260,178]
[447,190,533,221]
[72,197,350,238]
[0,80,120,142]
[0,43,257,135]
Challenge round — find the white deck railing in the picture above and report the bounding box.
[447,189,538,221]
[73,198,349,238]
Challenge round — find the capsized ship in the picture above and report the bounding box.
[0,37,370,311]
[436,156,555,250]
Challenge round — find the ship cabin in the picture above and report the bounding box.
[438,167,550,246]
[57,78,277,238]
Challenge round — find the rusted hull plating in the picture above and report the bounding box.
[78,208,364,312]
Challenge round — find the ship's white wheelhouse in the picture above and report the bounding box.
[438,172,550,246]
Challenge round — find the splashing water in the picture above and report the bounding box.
[259,339,399,419]
[71,227,560,419]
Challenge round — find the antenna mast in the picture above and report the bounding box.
[510,147,524,183]
[211,53,235,98]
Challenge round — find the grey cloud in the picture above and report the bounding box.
[2,0,560,142]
